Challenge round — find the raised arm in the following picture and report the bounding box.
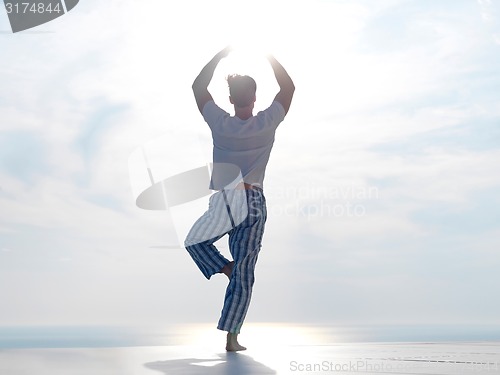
[192,46,231,113]
[267,55,295,115]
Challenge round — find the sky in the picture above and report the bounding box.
[1,0,500,329]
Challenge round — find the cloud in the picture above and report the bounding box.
[477,0,500,43]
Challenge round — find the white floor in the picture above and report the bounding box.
[1,341,499,375]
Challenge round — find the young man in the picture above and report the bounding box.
[184,46,294,351]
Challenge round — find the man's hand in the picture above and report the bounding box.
[217,45,232,59]
[192,46,232,113]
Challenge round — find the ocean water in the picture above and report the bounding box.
[1,323,500,349]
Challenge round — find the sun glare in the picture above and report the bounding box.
[221,48,268,75]
[184,323,329,348]
[214,47,278,113]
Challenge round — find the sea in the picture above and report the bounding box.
[1,323,500,349]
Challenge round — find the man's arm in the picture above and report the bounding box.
[192,46,231,113]
[268,55,295,115]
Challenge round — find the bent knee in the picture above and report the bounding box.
[184,236,196,248]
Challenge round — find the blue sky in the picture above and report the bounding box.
[1,0,499,328]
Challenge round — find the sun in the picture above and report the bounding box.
[211,45,279,113]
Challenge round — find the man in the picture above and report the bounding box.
[184,46,294,351]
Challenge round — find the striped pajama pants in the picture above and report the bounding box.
[184,187,267,334]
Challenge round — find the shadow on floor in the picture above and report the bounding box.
[144,352,276,374]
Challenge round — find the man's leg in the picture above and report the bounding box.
[185,235,230,279]
[217,189,267,350]
[184,191,234,279]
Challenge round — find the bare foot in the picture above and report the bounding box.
[226,332,246,352]
[220,261,234,279]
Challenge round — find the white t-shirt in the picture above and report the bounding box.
[203,100,286,189]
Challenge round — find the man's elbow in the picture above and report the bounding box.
[192,81,199,93]
[284,79,295,94]
[192,83,205,99]
[286,81,296,97]
[192,75,204,92]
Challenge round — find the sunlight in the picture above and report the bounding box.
[191,360,226,367]
[213,48,278,113]
[182,322,330,348]
[240,323,337,372]
[243,323,330,347]
[222,47,269,76]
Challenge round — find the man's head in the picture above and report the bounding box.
[227,74,256,108]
